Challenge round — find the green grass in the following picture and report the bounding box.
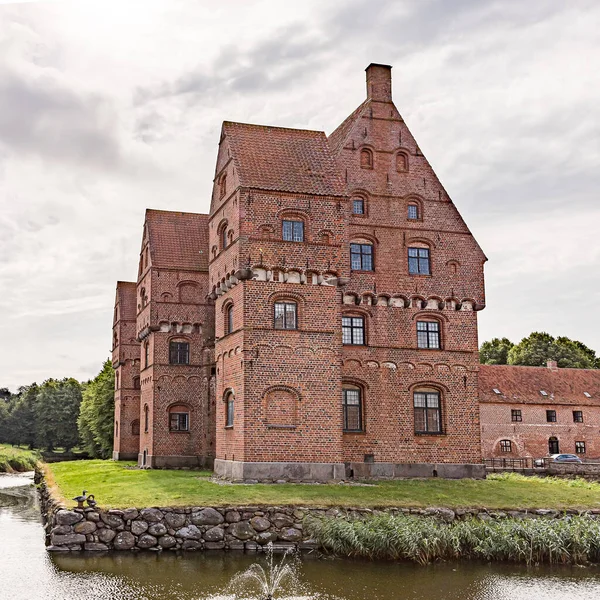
[306,512,600,565]
[46,460,600,510]
[0,444,40,473]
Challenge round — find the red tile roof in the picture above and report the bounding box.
[479,364,600,406]
[327,99,369,155]
[223,121,346,197]
[146,209,209,271]
[115,281,136,320]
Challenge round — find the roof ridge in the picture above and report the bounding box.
[223,120,326,136]
[146,208,209,218]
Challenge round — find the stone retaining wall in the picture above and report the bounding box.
[547,462,600,479]
[38,478,600,553]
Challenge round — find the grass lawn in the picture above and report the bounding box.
[46,460,600,510]
[0,444,40,473]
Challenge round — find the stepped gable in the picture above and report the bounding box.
[115,281,137,320]
[145,209,209,271]
[479,364,600,406]
[222,121,346,197]
[327,99,369,155]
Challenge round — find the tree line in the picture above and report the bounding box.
[479,332,599,368]
[0,360,115,458]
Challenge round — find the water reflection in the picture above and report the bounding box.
[1,473,600,600]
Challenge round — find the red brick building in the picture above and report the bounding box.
[112,64,490,478]
[480,361,600,460]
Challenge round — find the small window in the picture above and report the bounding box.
[169,341,190,365]
[493,388,502,395]
[342,316,365,345]
[360,148,373,169]
[583,392,591,398]
[131,419,140,436]
[170,412,189,432]
[575,441,586,454]
[546,410,556,423]
[274,302,297,330]
[219,173,227,199]
[573,410,583,423]
[414,391,441,434]
[548,436,560,454]
[353,198,365,215]
[115,372,119,390]
[343,387,363,432]
[396,152,408,172]
[511,409,522,422]
[282,220,304,242]
[408,247,430,275]
[350,243,374,271]
[225,393,234,427]
[226,305,234,335]
[407,204,419,220]
[416,321,440,349]
[540,390,548,396]
[499,440,512,453]
[133,376,140,390]
[144,405,149,433]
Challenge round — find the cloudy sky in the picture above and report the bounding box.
[1,0,599,390]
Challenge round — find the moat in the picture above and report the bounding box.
[2,473,600,600]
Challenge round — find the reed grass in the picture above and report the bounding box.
[305,512,600,565]
[0,444,40,473]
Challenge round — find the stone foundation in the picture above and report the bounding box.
[138,454,214,469]
[214,459,346,482]
[112,451,138,461]
[347,462,487,480]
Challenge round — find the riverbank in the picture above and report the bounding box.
[47,460,600,510]
[0,444,39,473]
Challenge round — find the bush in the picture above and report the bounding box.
[0,445,40,473]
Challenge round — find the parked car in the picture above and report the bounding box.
[534,454,582,466]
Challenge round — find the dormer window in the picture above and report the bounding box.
[584,392,591,398]
[540,390,548,397]
[493,388,501,395]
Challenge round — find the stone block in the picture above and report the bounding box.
[51,533,86,546]
[191,508,224,526]
[164,513,186,529]
[84,542,109,551]
[56,510,84,526]
[204,526,225,542]
[140,508,163,522]
[176,525,203,540]
[74,521,97,535]
[148,523,168,536]
[113,531,136,550]
[131,520,149,535]
[137,534,158,548]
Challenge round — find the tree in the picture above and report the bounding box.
[506,332,597,369]
[78,360,115,458]
[479,337,514,365]
[8,385,39,448]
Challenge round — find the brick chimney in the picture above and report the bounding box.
[366,63,392,102]
[547,360,558,371]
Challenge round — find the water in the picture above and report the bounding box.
[2,473,600,600]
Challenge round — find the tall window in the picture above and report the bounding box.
[144,405,149,433]
[575,441,586,454]
[131,419,140,436]
[408,247,430,275]
[416,321,440,349]
[274,302,297,330]
[573,410,583,423]
[360,148,373,169]
[407,204,419,220]
[396,152,408,172]
[342,316,365,345]
[219,174,227,199]
[548,437,559,454]
[282,220,304,242]
[546,410,556,423]
[499,440,512,453]
[414,391,441,434]
[133,376,140,390]
[221,226,228,249]
[343,387,363,432]
[353,198,365,215]
[225,393,234,427]
[169,341,190,365]
[169,410,189,432]
[144,342,150,369]
[226,305,233,335]
[350,243,373,271]
[511,409,522,422]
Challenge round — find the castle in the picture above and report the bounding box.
[111,64,600,479]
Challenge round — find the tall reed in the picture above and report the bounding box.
[305,513,600,565]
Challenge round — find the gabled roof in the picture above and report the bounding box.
[479,364,600,406]
[146,209,209,271]
[327,99,369,155]
[115,281,136,320]
[222,121,346,197]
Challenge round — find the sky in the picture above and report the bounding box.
[0,0,599,390]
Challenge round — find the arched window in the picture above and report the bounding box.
[416,320,441,349]
[413,389,442,434]
[548,436,560,454]
[221,226,228,250]
[407,202,419,220]
[350,242,374,271]
[274,301,297,330]
[396,152,409,172]
[343,385,363,432]
[133,376,140,390]
[360,148,373,169]
[499,439,512,453]
[144,342,150,368]
[169,404,190,432]
[144,404,149,433]
[225,391,234,427]
[225,304,234,335]
[131,419,140,436]
[169,340,190,365]
[219,173,227,199]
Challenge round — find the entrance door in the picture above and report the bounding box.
[548,437,559,454]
